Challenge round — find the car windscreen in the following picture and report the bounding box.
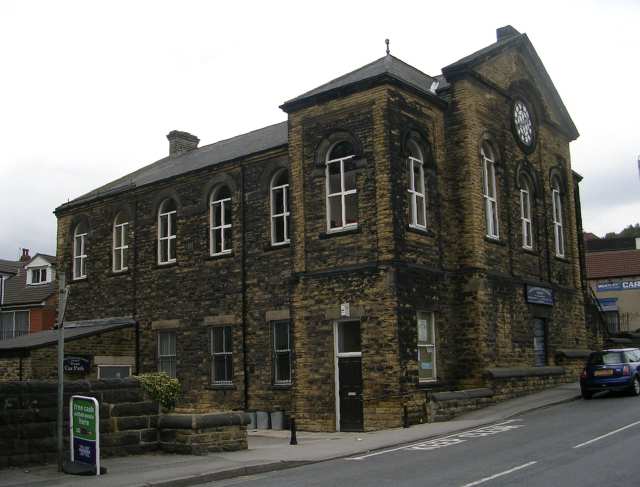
[588,352,625,365]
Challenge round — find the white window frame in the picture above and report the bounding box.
[272,320,292,385]
[113,216,129,272]
[520,186,533,250]
[0,310,30,341]
[211,326,233,385]
[270,172,290,246]
[417,312,436,383]
[158,331,176,378]
[158,201,177,265]
[326,147,357,232]
[29,267,48,285]
[408,144,427,230]
[73,224,88,280]
[552,185,565,257]
[210,189,232,256]
[97,365,132,379]
[481,144,499,239]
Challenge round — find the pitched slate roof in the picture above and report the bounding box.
[0,317,135,352]
[586,250,640,280]
[0,259,20,276]
[282,54,441,111]
[58,121,289,209]
[2,267,56,306]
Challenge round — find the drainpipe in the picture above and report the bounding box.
[241,167,249,411]
[132,199,140,374]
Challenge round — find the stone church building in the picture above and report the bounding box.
[55,26,597,431]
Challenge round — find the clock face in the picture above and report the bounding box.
[513,100,534,147]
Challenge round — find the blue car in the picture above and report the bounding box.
[580,348,640,399]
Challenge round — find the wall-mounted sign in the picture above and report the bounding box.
[526,285,554,306]
[64,356,91,374]
[340,302,350,318]
[596,280,640,292]
[597,297,619,312]
[70,395,100,475]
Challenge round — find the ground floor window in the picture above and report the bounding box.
[0,311,29,341]
[97,365,132,379]
[417,312,436,382]
[532,318,547,367]
[211,326,233,385]
[158,331,176,378]
[272,320,291,385]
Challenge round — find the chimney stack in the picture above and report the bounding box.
[167,130,200,157]
[496,25,520,42]
[19,248,30,262]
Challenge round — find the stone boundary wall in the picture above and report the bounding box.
[0,379,249,469]
[428,388,495,422]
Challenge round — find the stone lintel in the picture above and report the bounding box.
[151,319,182,330]
[94,355,136,366]
[203,315,240,326]
[324,305,365,321]
[265,309,290,322]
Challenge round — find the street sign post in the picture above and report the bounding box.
[70,395,100,475]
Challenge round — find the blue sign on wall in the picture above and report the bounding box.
[597,297,619,312]
[596,280,640,292]
[526,285,554,306]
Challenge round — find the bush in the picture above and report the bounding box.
[136,372,180,411]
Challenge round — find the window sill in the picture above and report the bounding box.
[271,383,292,390]
[484,236,506,246]
[207,384,236,390]
[554,255,570,263]
[407,225,434,237]
[70,276,88,283]
[109,269,130,277]
[319,226,360,239]
[521,247,538,256]
[263,242,291,252]
[207,252,234,261]
[416,379,439,389]
[156,261,177,269]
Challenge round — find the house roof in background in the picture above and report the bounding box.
[586,250,640,280]
[0,317,135,352]
[57,121,288,210]
[0,259,20,275]
[2,266,56,306]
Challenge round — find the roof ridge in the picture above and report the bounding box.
[197,120,287,153]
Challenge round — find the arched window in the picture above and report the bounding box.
[158,199,177,264]
[326,141,357,231]
[270,170,290,245]
[481,142,499,239]
[520,176,533,249]
[73,222,88,279]
[407,140,427,229]
[210,186,232,255]
[113,212,129,272]
[551,177,565,257]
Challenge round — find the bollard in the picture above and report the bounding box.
[403,406,409,428]
[290,418,298,445]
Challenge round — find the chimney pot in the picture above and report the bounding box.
[20,248,30,262]
[167,130,200,157]
[496,25,520,42]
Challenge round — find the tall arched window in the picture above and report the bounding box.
[113,212,129,272]
[481,142,499,239]
[158,199,177,264]
[270,170,290,245]
[326,141,357,231]
[520,176,533,249]
[407,140,427,229]
[551,177,565,257]
[73,222,88,279]
[210,186,232,255]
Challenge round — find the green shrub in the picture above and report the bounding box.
[136,372,180,411]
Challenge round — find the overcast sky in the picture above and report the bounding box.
[1,0,638,259]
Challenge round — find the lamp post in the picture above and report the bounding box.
[56,276,70,472]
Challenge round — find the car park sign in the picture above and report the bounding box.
[596,280,640,292]
[70,395,100,475]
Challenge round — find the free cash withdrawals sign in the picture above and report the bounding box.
[70,395,100,474]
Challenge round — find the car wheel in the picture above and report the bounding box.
[630,376,640,397]
[582,389,593,400]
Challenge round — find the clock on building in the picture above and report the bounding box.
[512,99,535,150]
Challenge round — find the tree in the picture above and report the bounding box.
[604,223,640,239]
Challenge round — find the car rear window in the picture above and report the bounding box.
[589,352,625,365]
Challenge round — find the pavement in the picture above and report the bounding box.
[0,382,580,487]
